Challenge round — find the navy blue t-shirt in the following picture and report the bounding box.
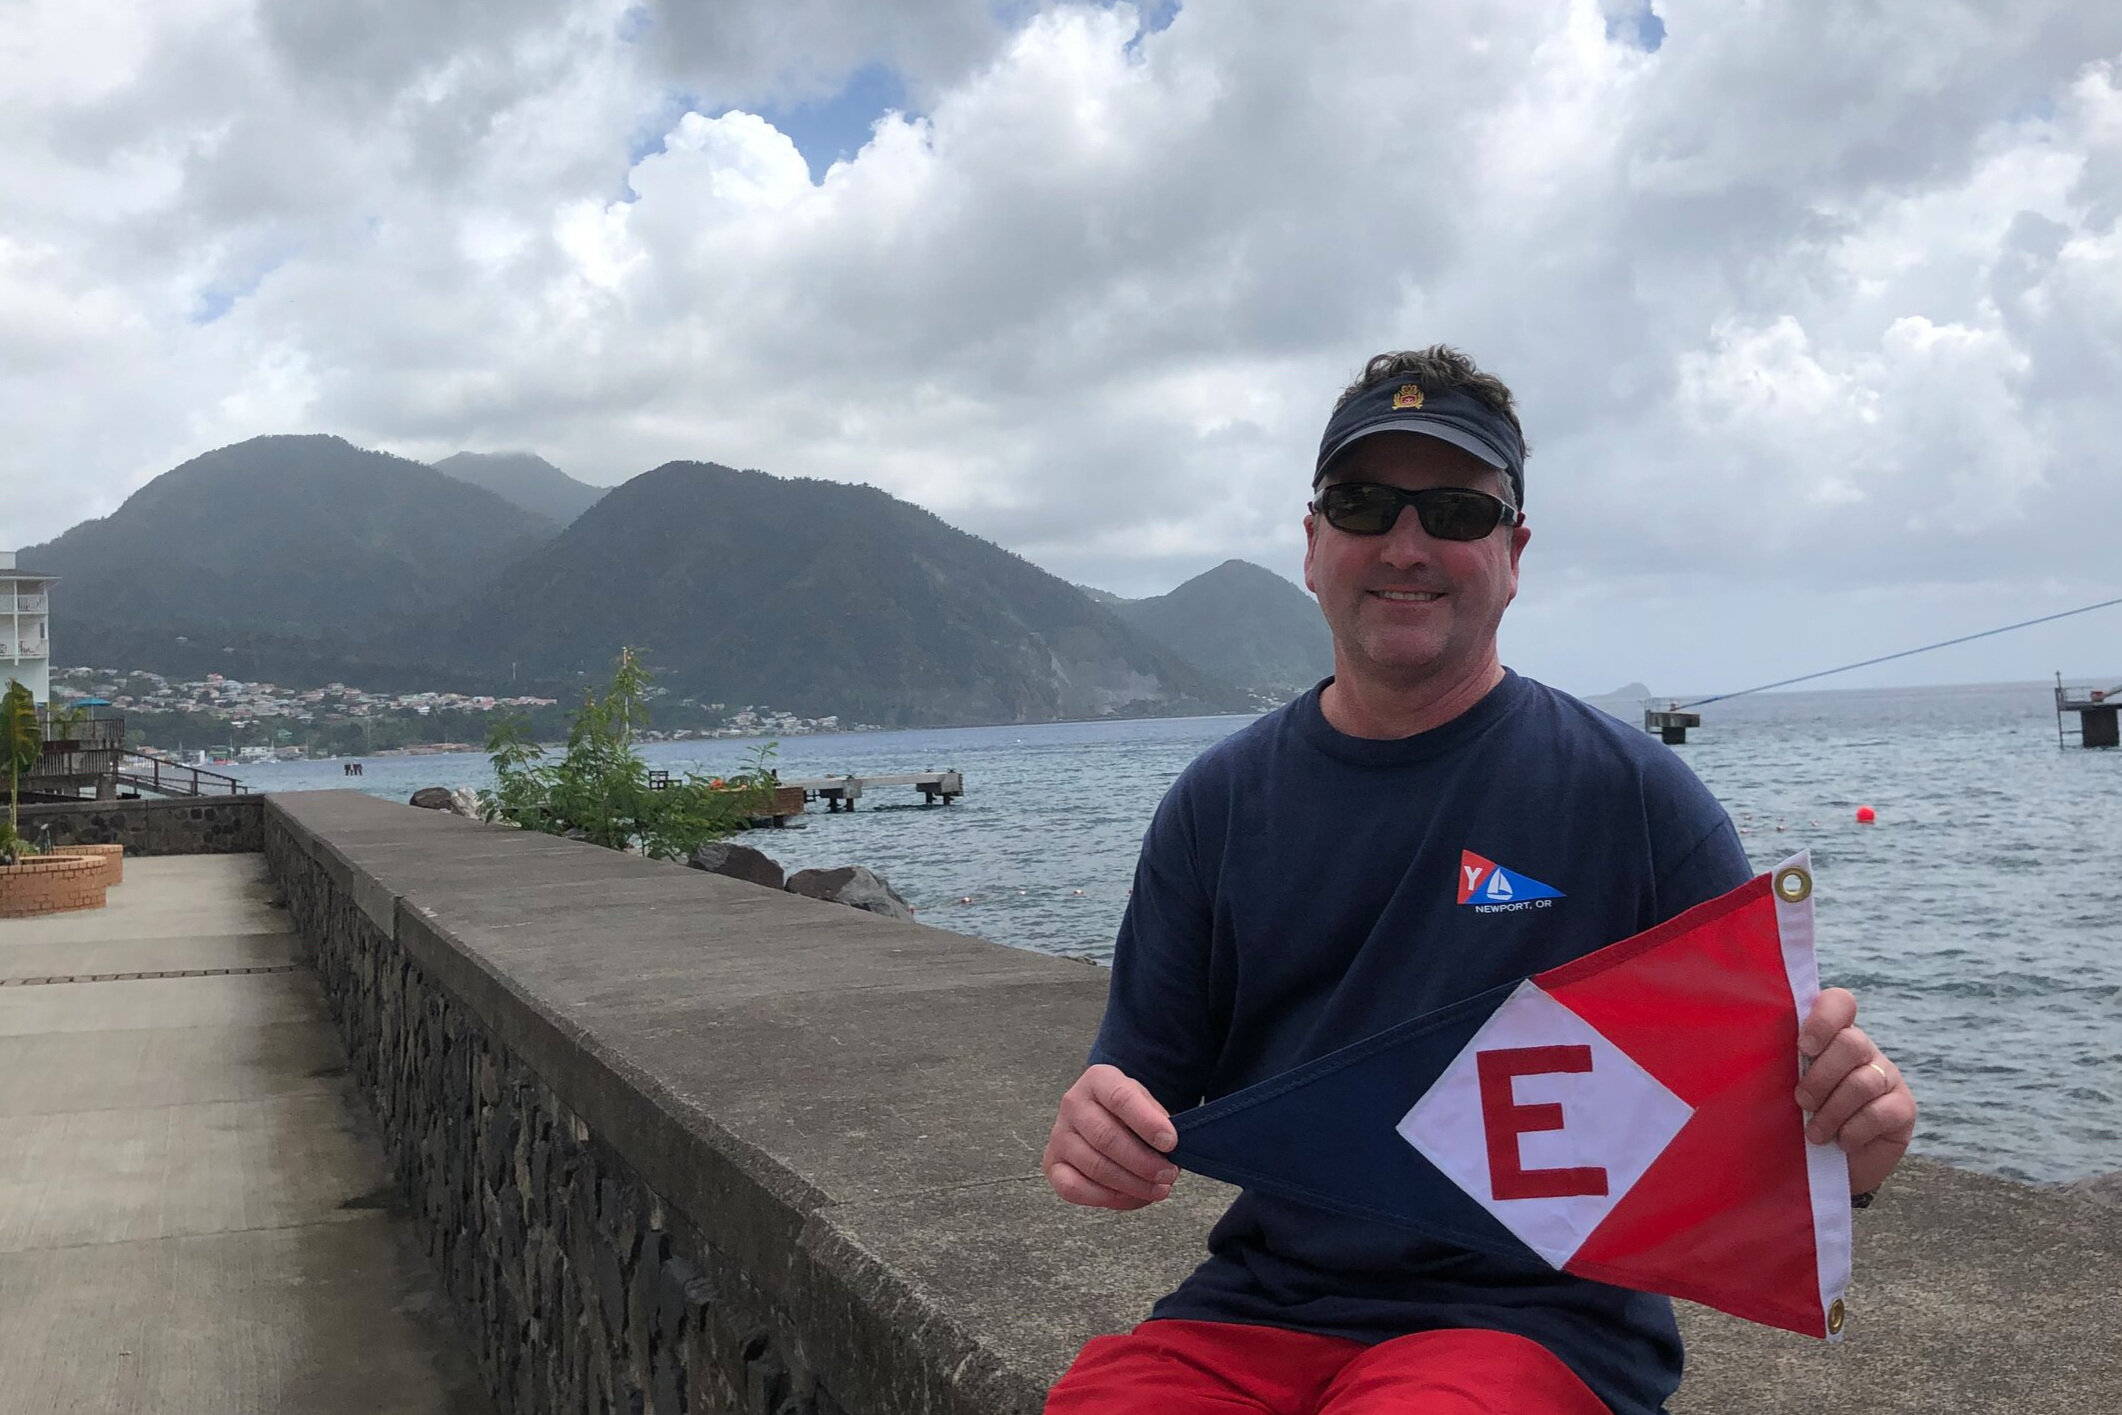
[1089,671,1751,1415]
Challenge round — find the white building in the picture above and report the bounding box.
[0,551,55,704]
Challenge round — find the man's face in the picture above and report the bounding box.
[1302,431,1530,695]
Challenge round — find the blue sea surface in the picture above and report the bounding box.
[231,680,2122,1185]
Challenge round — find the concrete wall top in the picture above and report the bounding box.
[263,790,2120,1415]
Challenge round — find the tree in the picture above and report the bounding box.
[1,679,42,860]
[481,648,775,860]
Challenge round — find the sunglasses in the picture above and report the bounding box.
[1310,483,1521,540]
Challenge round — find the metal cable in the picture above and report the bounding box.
[1675,594,2122,710]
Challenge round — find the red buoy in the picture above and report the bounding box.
[1855,805,1876,824]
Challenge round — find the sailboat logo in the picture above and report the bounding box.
[1458,851,1565,909]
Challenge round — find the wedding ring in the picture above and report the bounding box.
[1866,1061,1890,1086]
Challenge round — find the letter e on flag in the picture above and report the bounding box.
[1477,1046,1609,1200]
[1399,981,1692,1267]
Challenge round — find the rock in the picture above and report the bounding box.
[785,865,916,923]
[410,786,482,817]
[687,841,785,890]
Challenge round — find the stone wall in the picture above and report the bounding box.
[21,795,262,856]
[260,789,1171,1415]
[261,789,2122,1415]
[271,841,831,1414]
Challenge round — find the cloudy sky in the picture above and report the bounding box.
[7,0,2122,695]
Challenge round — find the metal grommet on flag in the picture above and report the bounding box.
[1774,865,1812,903]
[1827,1298,1846,1335]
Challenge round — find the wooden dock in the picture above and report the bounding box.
[782,772,965,813]
[645,770,965,826]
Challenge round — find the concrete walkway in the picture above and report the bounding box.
[0,854,491,1415]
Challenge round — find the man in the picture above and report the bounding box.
[1042,348,1916,1414]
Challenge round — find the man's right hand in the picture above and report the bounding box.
[1043,1064,1180,1210]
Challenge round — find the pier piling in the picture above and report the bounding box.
[1644,706,1702,746]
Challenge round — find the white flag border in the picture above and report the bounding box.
[1773,848,1854,1342]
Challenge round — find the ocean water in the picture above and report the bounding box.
[231,679,2121,1185]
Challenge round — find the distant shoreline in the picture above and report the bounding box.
[350,707,1274,759]
[228,676,2105,765]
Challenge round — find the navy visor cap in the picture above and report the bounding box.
[1314,380,1526,510]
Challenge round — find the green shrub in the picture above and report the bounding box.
[481,648,776,860]
[2,679,40,841]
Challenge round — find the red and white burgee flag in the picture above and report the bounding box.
[1172,852,1854,1339]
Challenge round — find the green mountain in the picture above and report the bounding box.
[1106,559,1333,695]
[432,451,607,524]
[417,462,1251,725]
[26,434,558,669]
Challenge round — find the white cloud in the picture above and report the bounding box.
[6,0,2122,691]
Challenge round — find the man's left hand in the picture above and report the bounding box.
[1795,987,1916,1197]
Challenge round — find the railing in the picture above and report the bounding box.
[7,594,46,614]
[2055,683,2122,710]
[1,641,48,659]
[41,715,124,748]
[25,745,121,781]
[29,709,126,791]
[114,751,248,798]
[17,706,246,797]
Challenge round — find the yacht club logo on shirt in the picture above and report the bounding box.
[1458,851,1565,912]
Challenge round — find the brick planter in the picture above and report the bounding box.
[0,853,109,917]
[55,842,125,886]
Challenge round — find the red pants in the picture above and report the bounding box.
[1046,1320,1609,1415]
